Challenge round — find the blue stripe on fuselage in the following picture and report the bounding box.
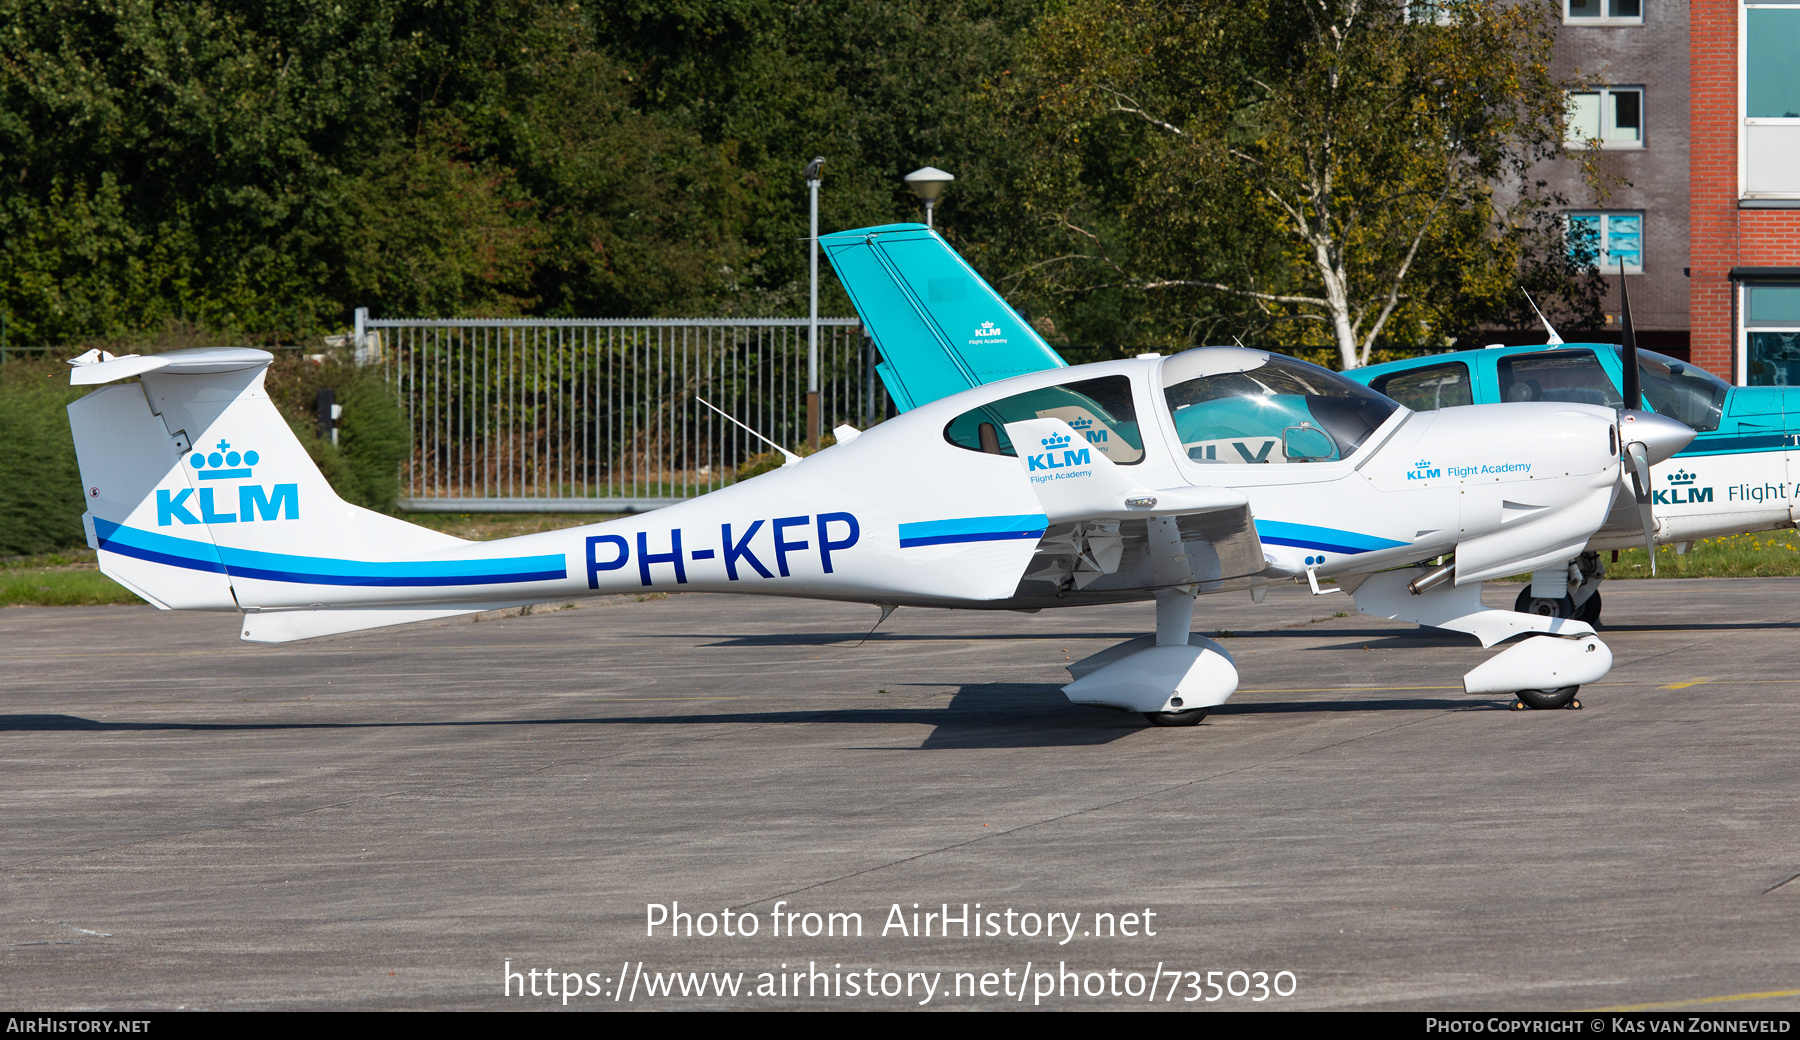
[92,518,566,586]
[1254,520,1407,556]
[899,514,1050,548]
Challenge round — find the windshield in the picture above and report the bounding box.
[1629,348,1727,433]
[1162,350,1401,463]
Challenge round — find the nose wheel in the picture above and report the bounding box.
[1513,587,1602,625]
[1144,708,1210,727]
[1510,686,1582,710]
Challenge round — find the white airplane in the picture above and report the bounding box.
[64,329,1691,724]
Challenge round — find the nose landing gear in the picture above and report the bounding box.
[1510,686,1583,710]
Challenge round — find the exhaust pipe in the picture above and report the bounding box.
[1407,561,1456,596]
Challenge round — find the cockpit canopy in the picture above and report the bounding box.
[1162,349,1400,464]
[941,347,1401,466]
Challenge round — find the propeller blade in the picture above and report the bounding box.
[1627,439,1656,575]
[1619,259,1641,410]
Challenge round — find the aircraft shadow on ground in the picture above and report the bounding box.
[694,631,1150,648]
[0,686,1503,751]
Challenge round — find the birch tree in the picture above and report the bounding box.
[996,0,1585,367]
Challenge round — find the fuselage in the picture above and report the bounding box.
[1353,343,1792,548]
[253,350,1626,612]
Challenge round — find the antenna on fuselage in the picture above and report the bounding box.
[1521,288,1564,345]
[696,397,803,468]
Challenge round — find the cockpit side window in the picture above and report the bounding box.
[1162,353,1400,463]
[1497,350,1623,408]
[1370,361,1473,411]
[943,375,1145,463]
[1629,348,1726,433]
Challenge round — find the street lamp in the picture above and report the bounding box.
[804,156,825,451]
[904,166,955,229]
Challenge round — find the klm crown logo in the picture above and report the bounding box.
[1407,458,1441,480]
[1027,429,1091,473]
[1667,469,1697,486]
[1415,459,1431,469]
[1068,417,1094,430]
[189,440,261,481]
[159,438,298,527]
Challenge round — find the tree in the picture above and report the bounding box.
[991,0,1601,367]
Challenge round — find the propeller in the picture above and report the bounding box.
[1613,259,1694,575]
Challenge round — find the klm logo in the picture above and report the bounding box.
[1068,416,1109,445]
[1407,459,1441,481]
[157,440,299,526]
[1653,468,1714,505]
[973,321,1005,338]
[1027,432,1091,472]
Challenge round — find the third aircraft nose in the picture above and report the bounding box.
[1619,410,1697,466]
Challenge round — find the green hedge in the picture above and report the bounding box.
[0,352,410,555]
[0,360,88,554]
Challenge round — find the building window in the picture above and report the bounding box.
[1743,4,1800,197]
[1407,0,1456,23]
[1567,212,1644,273]
[1565,0,1644,23]
[1744,284,1800,386]
[1566,87,1645,147]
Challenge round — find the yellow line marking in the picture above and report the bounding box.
[1660,677,1713,689]
[1587,986,1800,1011]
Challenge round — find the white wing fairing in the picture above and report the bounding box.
[66,337,1686,721]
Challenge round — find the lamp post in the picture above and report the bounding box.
[904,166,954,229]
[804,156,825,451]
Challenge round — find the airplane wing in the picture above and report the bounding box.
[1002,417,1268,596]
[819,223,1067,411]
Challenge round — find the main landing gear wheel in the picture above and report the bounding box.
[1513,588,1602,626]
[1510,686,1582,710]
[1144,708,1210,727]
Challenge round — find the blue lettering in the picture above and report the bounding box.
[1234,441,1274,463]
[1062,448,1091,467]
[198,488,237,524]
[816,512,860,574]
[1027,454,1049,472]
[772,515,810,578]
[156,488,199,526]
[1652,489,1670,505]
[1689,487,1713,503]
[585,535,629,589]
[722,520,773,580]
[238,483,299,521]
[636,529,687,587]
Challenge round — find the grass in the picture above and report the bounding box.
[9,517,1800,608]
[1604,530,1800,579]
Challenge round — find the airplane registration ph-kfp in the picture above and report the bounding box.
[65,325,1691,723]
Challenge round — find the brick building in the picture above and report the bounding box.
[1525,0,1799,382]
[1690,0,1800,383]
[1531,0,1693,359]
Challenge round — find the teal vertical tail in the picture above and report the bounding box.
[820,224,1066,411]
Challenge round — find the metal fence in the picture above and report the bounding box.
[367,315,878,512]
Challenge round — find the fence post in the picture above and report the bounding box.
[353,307,369,366]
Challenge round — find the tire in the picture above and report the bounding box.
[1513,587,1575,618]
[1575,591,1602,625]
[1514,686,1579,710]
[1144,708,1209,727]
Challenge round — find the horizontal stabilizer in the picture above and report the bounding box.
[68,347,274,385]
[820,224,1065,411]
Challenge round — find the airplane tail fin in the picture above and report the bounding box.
[819,223,1066,411]
[65,348,501,639]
